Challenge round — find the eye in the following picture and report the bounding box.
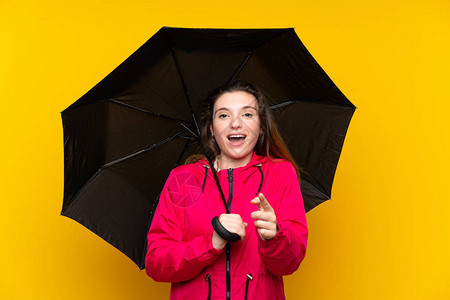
[243,112,253,117]
[218,113,228,119]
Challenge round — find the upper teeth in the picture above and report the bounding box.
[229,135,245,138]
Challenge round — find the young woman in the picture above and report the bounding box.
[145,80,308,300]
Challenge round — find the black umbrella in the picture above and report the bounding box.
[61,27,355,269]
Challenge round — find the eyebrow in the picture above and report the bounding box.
[214,106,258,114]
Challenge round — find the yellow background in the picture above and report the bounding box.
[1,0,449,299]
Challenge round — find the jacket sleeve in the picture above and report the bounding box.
[258,161,308,276]
[145,170,223,282]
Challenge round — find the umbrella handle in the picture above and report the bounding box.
[211,216,241,243]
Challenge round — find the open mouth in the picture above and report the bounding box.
[227,134,246,142]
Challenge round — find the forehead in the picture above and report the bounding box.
[214,91,257,110]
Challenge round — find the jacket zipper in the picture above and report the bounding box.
[226,168,233,300]
[227,168,233,212]
[244,274,253,300]
[206,273,211,300]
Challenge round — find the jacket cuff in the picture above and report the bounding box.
[204,230,225,258]
[257,221,287,252]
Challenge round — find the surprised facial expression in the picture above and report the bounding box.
[210,91,261,166]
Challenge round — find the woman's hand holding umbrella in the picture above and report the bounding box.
[212,214,248,250]
[251,193,278,240]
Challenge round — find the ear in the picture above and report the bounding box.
[210,124,214,136]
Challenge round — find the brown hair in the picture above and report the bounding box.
[191,80,300,180]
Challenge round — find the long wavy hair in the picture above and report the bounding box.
[189,80,300,181]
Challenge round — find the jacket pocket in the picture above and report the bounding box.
[206,273,211,300]
[244,274,253,300]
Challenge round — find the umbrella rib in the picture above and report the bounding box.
[269,101,295,110]
[109,99,197,138]
[178,123,198,139]
[229,29,291,82]
[229,51,253,82]
[271,99,356,109]
[62,129,189,217]
[164,30,201,137]
[294,99,356,108]
[101,129,189,169]
[109,98,190,124]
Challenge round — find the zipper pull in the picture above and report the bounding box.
[245,274,253,300]
[227,168,233,182]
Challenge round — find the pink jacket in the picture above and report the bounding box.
[145,153,308,299]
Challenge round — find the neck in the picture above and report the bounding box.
[217,153,254,170]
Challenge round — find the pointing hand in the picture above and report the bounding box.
[250,193,278,240]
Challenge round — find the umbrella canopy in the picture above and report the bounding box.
[61,27,355,269]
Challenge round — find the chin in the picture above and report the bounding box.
[226,150,253,160]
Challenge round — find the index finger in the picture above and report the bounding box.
[258,193,274,212]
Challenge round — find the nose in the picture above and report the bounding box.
[230,116,242,129]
